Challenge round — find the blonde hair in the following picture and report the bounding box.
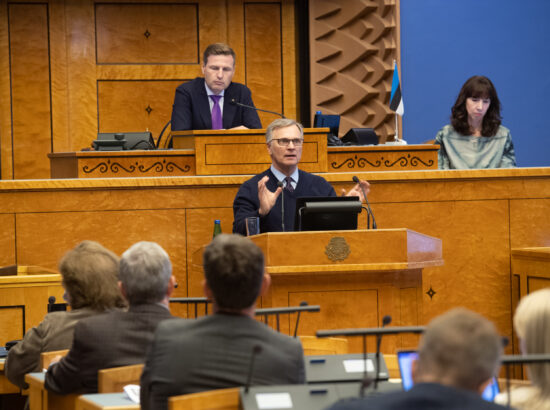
[513,289,550,408]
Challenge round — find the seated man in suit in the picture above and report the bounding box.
[329,308,507,410]
[44,241,175,394]
[232,118,370,234]
[170,42,262,132]
[140,233,305,410]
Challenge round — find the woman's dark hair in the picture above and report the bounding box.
[450,76,502,137]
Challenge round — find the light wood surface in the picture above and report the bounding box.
[168,387,240,410]
[0,0,297,180]
[98,364,144,394]
[0,358,20,394]
[25,372,79,410]
[0,272,64,347]
[1,167,549,355]
[300,336,349,355]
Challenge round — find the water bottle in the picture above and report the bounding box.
[212,219,222,238]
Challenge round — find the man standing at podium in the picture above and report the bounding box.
[171,43,262,131]
[233,118,370,234]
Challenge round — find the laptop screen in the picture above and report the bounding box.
[397,350,499,402]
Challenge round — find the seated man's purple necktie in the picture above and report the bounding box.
[210,95,223,129]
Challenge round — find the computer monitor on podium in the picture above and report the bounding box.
[294,196,362,231]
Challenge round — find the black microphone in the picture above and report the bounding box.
[374,315,392,390]
[48,296,56,305]
[293,301,308,338]
[352,176,377,229]
[157,119,171,149]
[244,345,263,393]
[277,180,285,232]
[230,99,285,119]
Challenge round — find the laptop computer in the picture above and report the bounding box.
[397,350,500,402]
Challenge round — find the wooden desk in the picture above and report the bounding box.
[0,359,20,394]
[25,372,78,410]
[511,247,550,299]
[327,144,438,171]
[76,393,138,410]
[0,273,64,346]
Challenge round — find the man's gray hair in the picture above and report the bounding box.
[119,241,172,305]
[416,308,502,391]
[265,118,304,143]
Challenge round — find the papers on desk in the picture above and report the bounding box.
[342,359,374,373]
[255,392,293,409]
[124,384,140,403]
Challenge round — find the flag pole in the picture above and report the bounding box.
[395,113,399,141]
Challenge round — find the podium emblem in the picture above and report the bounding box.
[325,237,350,261]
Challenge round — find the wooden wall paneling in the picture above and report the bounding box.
[281,0,297,120]
[97,80,182,137]
[9,3,52,179]
[185,207,234,299]
[309,0,398,141]
[49,0,70,152]
[95,3,199,64]
[15,209,188,301]
[509,199,550,248]
[227,0,245,85]
[0,0,13,179]
[244,2,284,127]
[0,306,24,346]
[65,0,98,153]
[0,214,16,267]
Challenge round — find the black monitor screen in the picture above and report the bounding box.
[294,196,362,231]
[314,114,340,138]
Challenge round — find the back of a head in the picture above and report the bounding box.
[416,308,502,391]
[59,240,125,310]
[203,233,264,310]
[119,241,172,306]
[514,288,550,394]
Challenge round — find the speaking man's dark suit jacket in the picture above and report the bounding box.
[327,383,510,410]
[232,168,336,235]
[140,312,306,410]
[44,304,173,394]
[171,77,262,131]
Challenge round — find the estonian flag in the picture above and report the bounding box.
[390,61,404,116]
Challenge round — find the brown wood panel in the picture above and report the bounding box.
[97,80,183,138]
[244,3,283,126]
[0,214,16,267]
[0,306,24,346]
[9,3,52,179]
[527,277,550,293]
[15,210,188,293]
[510,199,550,248]
[95,3,199,64]
[0,0,13,179]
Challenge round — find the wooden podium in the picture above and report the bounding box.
[250,229,443,353]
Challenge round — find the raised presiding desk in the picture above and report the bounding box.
[48,128,438,178]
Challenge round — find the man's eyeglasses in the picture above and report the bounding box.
[270,138,304,146]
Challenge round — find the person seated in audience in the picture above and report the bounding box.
[140,233,305,410]
[435,75,516,169]
[5,240,125,389]
[44,241,175,394]
[328,308,507,410]
[495,288,550,409]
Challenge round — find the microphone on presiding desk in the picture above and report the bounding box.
[352,175,377,229]
[230,99,285,119]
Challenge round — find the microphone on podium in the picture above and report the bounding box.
[244,345,263,393]
[277,180,285,232]
[230,99,285,119]
[352,176,377,229]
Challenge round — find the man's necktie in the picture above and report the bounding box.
[285,176,294,192]
[210,95,222,129]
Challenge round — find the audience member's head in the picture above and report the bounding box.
[514,289,550,402]
[203,233,268,312]
[59,240,125,310]
[413,308,502,393]
[119,241,174,306]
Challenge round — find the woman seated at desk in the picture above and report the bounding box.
[435,75,516,169]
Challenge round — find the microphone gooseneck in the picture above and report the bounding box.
[244,345,263,393]
[352,176,377,229]
[293,301,308,338]
[230,99,286,119]
[374,315,392,390]
[277,180,285,232]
